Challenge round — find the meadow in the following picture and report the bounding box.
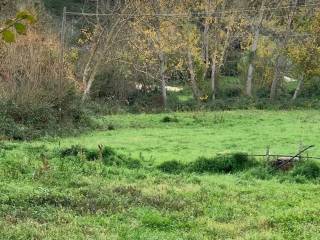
[1,110,320,239]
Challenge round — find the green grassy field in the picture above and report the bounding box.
[1,110,320,239]
[47,110,320,162]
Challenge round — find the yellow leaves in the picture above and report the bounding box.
[200,95,209,102]
[256,37,276,59]
[78,28,94,45]
[175,58,185,71]
[287,38,320,77]
[67,47,79,63]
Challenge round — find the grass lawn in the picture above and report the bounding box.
[1,110,320,239]
[48,110,320,163]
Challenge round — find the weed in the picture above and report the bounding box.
[244,166,273,180]
[158,160,185,174]
[85,149,99,161]
[291,161,320,180]
[59,145,142,169]
[188,153,258,174]
[59,145,84,158]
[140,209,173,230]
[107,124,116,131]
[161,116,179,123]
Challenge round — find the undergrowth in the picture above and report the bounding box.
[58,145,142,169]
[158,153,320,182]
[1,142,319,183]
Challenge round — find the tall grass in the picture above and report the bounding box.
[0,28,87,140]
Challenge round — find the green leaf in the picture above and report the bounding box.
[2,30,15,43]
[14,23,27,35]
[16,10,36,24]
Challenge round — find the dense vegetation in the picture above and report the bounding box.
[1,1,320,239]
[0,0,320,140]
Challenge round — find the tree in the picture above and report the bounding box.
[270,0,299,100]
[208,2,241,100]
[287,8,320,100]
[129,0,179,107]
[80,1,131,101]
[245,0,266,97]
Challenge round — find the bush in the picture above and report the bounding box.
[188,153,258,174]
[0,95,90,140]
[161,116,179,123]
[221,85,243,98]
[59,145,142,169]
[158,160,185,174]
[291,161,320,180]
[0,28,90,140]
[101,146,142,168]
[107,124,116,131]
[60,145,86,158]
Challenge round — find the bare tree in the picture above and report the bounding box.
[81,1,130,101]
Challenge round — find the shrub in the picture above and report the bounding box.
[85,150,100,161]
[0,28,89,140]
[158,160,185,174]
[188,157,221,173]
[188,153,258,174]
[291,161,320,180]
[101,147,142,169]
[161,116,179,123]
[221,85,243,98]
[107,124,116,131]
[60,145,84,158]
[101,147,117,160]
[59,145,141,169]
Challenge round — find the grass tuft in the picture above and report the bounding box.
[59,145,142,169]
[188,153,258,174]
[291,160,320,180]
[161,116,179,123]
[158,160,185,174]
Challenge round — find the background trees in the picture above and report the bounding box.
[0,0,319,139]
[1,0,320,110]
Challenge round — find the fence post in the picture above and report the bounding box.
[298,142,303,160]
[265,146,270,162]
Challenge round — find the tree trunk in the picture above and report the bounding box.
[82,63,99,101]
[156,27,167,108]
[202,20,210,65]
[292,77,304,100]
[82,29,103,88]
[246,27,260,96]
[270,55,282,100]
[246,63,254,96]
[202,21,210,80]
[211,23,231,100]
[159,50,167,108]
[187,50,202,101]
[246,0,265,97]
[211,55,217,100]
